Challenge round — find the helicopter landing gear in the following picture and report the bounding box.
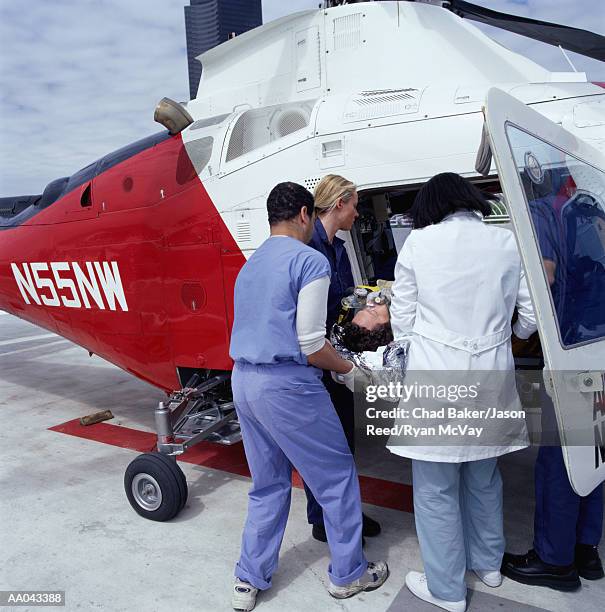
[123,372,240,521]
[124,453,187,521]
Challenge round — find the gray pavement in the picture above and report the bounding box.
[0,311,603,611]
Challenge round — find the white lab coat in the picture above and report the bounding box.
[387,211,537,462]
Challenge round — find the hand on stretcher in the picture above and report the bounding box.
[331,362,372,392]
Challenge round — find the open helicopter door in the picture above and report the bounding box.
[484,88,605,496]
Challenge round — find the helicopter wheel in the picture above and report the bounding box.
[124,453,188,521]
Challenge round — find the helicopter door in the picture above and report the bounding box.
[484,87,605,496]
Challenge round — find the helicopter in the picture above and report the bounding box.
[1,0,604,521]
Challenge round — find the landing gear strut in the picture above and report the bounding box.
[124,373,240,521]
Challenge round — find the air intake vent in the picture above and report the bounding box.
[226,100,317,162]
[236,221,252,242]
[304,177,322,192]
[190,114,230,131]
[274,110,309,138]
[344,88,423,123]
[333,13,362,50]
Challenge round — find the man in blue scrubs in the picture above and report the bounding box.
[229,182,388,611]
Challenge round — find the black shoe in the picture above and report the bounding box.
[311,523,365,547]
[501,549,580,592]
[312,523,328,542]
[362,513,381,538]
[575,544,604,580]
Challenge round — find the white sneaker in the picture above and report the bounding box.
[328,561,389,599]
[405,571,466,612]
[232,579,258,611]
[473,569,502,587]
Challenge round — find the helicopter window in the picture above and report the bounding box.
[97,131,171,174]
[0,196,42,228]
[80,183,92,207]
[506,124,605,348]
[183,136,213,177]
[39,177,70,209]
[1,131,173,229]
[225,100,317,162]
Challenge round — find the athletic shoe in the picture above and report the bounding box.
[328,561,389,599]
[473,569,502,587]
[232,579,258,611]
[405,571,466,612]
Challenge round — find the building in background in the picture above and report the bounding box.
[185,0,263,100]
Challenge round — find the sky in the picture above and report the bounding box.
[0,0,603,196]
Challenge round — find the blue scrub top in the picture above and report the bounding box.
[529,197,566,321]
[308,218,355,332]
[229,236,330,366]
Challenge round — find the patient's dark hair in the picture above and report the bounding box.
[267,182,315,225]
[340,322,394,353]
[410,172,492,229]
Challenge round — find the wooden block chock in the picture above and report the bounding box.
[79,410,114,426]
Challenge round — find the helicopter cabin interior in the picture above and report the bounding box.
[349,177,507,286]
[346,177,546,372]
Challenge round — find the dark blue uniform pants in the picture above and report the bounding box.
[534,445,603,566]
[534,388,604,565]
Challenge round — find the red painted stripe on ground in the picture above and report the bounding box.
[49,419,414,513]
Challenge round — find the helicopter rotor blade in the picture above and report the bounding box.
[447,0,605,63]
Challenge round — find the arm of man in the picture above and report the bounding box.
[513,265,538,341]
[296,276,353,374]
[543,259,556,287]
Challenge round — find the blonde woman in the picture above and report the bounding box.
[304,174,382,543]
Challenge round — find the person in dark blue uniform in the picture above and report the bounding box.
[304,174,381,543]
[502,172,604,591]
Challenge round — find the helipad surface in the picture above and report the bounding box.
[1,311,603,611]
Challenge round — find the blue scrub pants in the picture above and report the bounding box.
[232,361,367,590]
[534,389,604,565]
[304,370,356,525]
[412,458,505,602]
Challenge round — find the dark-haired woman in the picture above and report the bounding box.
[387,173,537,612]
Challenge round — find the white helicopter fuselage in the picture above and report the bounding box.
[177,2,604,268]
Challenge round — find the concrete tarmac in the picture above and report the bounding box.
[1,311,603,612]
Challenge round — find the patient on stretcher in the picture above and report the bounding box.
[340,302,393,352]
[331,294,408,391]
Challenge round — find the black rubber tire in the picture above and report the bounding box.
[150,453,188,512]
[124,453,185,521]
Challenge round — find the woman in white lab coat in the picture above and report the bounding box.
[387,173,537,612]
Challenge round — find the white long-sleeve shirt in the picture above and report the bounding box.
[296,276,331,355]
